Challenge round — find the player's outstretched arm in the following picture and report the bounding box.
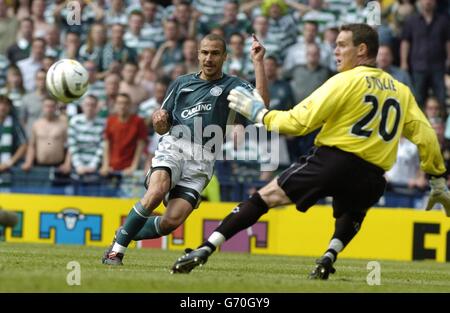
[227,86,268,124]
[425,177,450,217]
[152,109,171,135]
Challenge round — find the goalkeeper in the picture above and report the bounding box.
[171,24,450,279]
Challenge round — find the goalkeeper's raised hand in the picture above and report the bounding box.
[227,86,268,124]
[425,177,450,217]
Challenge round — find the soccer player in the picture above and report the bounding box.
[171,24,450,279]
[102,34,269,265]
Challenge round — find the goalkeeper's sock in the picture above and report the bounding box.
[198,193,270,252]
[323,238,344,262]
[113,202,150,253]
[324,212,366,261]
[132,216,163,240]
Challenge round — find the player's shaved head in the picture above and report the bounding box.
[201,34,226,54]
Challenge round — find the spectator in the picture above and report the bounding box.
[0,54,9,87]
[262,0,299,56]
[31,0,51,38]
[288,43,331,103]
[171,0,198,41]
[105,0,128,26]
[182,38,199,74]
[17,37,45,92]
[101,24,138,73]
[44,25,62,59]
[124,10,156,54]
[136,47,157,95]
[141,0,165,48]
[283,20,321,73]
[9,0,31,20]
[0,95,27,173]
[322,26,338,73]
[301,0,337,35]
[119,62,150,110]
[383,0,417,38]
[424,96,443,120]
[377,44,414,91]
[6,17,33,64]
[385,137,427,191]
[138,76,171,170]
[243,15,281,80]
[83,60,106,103]
[100,93,147,176]
[60,31,81,60]
[170,63,187,81]
[192,0,228,23]
[151,19,183,75]
[79,23,107,77]
[41,55,56,72]
[68,95,105,176]
[400,0,449,111]
[0,65,26,111]
[21,97,70,173]
[0,0,19,55]
[20,69,47,137]
[263,55,295,168]
[203,1,251,41]
[98,73,121,119]
[223,32,247,78]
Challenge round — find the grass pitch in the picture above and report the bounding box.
[0,243,449,292]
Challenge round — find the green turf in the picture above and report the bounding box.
[0,243,449,292]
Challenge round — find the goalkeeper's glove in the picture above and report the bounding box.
[425,177,450,217]
[227,86,268,124]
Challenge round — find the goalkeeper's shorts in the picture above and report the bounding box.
[277,145,386,218]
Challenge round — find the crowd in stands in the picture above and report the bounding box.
[0,0,449,206]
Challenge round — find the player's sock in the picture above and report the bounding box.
[323,239,344,262]
[197,193,269,252]
[132,216,163,240]
[197,232,224,253]
[323,212,365,261]
[113,202,150,253]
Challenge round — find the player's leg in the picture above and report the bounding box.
[102,169,171,265]
[132,186,199,240]
[309,210,366,280]
[171,178,291,273]
[310,160,386,280]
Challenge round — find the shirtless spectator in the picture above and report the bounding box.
[119,62,150,111]
[22,97,70,173]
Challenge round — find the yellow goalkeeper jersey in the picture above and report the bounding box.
[263,65,446,175]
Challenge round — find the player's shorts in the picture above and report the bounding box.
[277,146,386,218]
[145,135,215,209]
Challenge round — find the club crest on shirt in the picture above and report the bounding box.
[210,86,223,97]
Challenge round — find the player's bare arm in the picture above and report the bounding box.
[250,34,270,107]
[152,109,171,135]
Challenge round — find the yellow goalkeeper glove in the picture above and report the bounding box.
[227,87,268,124]
[425,177,450,217]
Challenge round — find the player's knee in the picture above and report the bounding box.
[141,189,166,209]
[258,180,289,208]
[159,215,183,235]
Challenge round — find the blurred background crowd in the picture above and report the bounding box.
[0,0,449,207]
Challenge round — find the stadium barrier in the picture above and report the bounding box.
[1,193,449,262]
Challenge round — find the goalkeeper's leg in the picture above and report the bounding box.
[309,211,366,280]
[171,179,291,273]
